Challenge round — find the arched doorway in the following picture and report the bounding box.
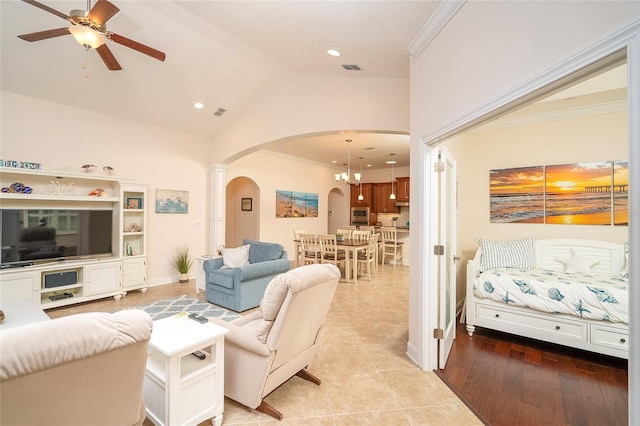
[327,187,348,234]
[226,177,259,247]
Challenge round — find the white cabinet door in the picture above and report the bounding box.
[0,270,39,303]
[123,257,146,290]
[84,261,121,296]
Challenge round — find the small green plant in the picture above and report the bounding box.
[173,244,193,274]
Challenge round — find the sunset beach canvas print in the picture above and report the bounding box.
[545,161,617,225]
[613,160,629,226]
[490,166,544,223]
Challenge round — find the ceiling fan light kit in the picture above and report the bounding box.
[17,0,166,71]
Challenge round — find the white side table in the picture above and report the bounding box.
[195,255,222,295]
[144,313,229,426]
[0,299,50,330]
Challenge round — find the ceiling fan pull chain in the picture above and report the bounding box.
[83,49,90,79]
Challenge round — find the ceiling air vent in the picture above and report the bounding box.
[341,64,363,71]
[214,108,227,117]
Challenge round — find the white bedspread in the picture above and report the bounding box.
[473,268,628,324]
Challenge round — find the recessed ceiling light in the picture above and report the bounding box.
[194,102,204,109]
[385,160,397,165]
[327,49,341,57]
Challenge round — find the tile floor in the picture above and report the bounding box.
[47,263,482,425]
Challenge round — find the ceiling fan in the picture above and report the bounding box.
[17,0,166,70]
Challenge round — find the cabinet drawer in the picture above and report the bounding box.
[476,304,587,342]
[591,324,629,351]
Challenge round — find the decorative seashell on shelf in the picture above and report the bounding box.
[103,165,114,175]
[88,188,108,197]
[81,164,97,173]
[127,223,142,232]
[48,180,74,196]
[1,182,33,194]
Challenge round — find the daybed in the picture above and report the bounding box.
[204,239,291,312]
[465,238,629,359]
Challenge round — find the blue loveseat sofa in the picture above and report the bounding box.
[203,239,290,312]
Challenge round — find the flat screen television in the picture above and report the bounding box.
[1,209,113,268]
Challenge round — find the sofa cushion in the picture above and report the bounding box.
[208,267,237,289]
[222,245,250,268]
[242,239,284,264]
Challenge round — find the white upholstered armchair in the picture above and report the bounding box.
[210,263,340,420]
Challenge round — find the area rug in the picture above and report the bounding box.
[130,295,241,321]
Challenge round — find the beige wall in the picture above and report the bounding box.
[459,111,628,259]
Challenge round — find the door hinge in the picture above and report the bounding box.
[434,160,444,173]
[433,245,444,255]
[433,328,444,339]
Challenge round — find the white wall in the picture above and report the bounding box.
[207,74,410,163]
[225,150,349,258]
[409,2,640,370]
[1,91,212,285]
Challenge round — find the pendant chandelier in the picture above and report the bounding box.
[386,154,397,200]
[335,139,361,185]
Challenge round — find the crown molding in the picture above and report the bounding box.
[475,99,628,132]
[407,0,466,57]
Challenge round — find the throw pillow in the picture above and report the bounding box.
[555,248,600,274]
[479,237,535,271]
[620,242,629,278]
[221,245,250,268]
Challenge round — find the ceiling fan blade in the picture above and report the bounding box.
[18,27,70,42]
[21,0,70,20]
[96,44,122,71]
[87,0,120,26]
[109,33,166,62]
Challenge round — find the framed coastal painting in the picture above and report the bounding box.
[544,161,612,225]
[275,190,318,218]
[156,189,189,214]
[613,160,629,226]
[490,166,544,223]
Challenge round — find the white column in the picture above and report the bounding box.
[209,163,228,255]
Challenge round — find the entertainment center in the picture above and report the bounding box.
[0,167,147,309]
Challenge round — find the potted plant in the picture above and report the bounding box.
[173,244,193,283]
[392,216,399,226]
[335,233,344,242]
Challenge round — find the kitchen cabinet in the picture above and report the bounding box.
[350,183,373,208]
[373,183,399,213]
[395,177,410,202]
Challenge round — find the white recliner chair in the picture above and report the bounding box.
[210,263,340,420]
[0,309,153,426]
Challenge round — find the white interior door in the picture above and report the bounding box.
[437,146,458,369]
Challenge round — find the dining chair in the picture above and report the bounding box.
[300,233,322,265]
[341,225,357,230]
[381,227,404,267]
[317,234,346,275]
[351,230,371,241]
[293,230,306,262]
[356,232,378,280]
[336,228,354,238]
[358,226,375,234]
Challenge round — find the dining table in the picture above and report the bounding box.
[293,238,370,284]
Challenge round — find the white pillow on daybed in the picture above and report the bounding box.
[554,248,600,274]
[479,237,535,271]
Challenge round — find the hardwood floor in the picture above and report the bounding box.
[438,320,629,426]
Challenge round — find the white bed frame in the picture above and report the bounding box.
[465,239,628,359]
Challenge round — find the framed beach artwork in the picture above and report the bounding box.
[545,161,613,225]
[613,160,629,226]
[275,190,318,218]
[490,166,544,223]
[156,189,189,214]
